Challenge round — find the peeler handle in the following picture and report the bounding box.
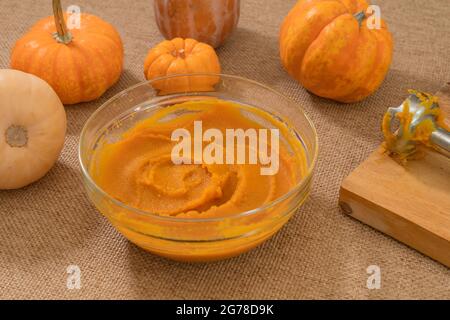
[430,128,450,158]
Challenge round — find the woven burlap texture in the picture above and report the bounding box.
[1,0,449,299]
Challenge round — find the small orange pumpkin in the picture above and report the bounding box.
[10,0,124,105]
[279,0,393,103]
[144,38,221,94]
[154,0,240,48]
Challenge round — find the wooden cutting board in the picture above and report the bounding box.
[340,83,450,267]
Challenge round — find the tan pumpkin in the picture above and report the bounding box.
[154,0,240,48]
[144,38,221,94]
[10,0,124,105]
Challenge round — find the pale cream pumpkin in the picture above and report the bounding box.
[0,69,67,190]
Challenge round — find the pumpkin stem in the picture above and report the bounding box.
[354,11,366,27]
[5,125,28,148]
[52,0,73,44]
[171,49,186,59]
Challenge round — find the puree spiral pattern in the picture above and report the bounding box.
[91,100,306,218]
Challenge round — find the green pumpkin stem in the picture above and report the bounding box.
[52,0,73,44]
[354,11,366,27]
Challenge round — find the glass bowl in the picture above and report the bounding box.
[79,74,318,262]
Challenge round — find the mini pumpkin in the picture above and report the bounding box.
[144,38,221,94]
[279,0,393,103]
[0,69,66,190]
[154,0,240,48]
[10,0,124,105]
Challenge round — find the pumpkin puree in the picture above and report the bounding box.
[90,100,307,219]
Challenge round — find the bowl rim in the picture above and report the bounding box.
[79,73,319,223]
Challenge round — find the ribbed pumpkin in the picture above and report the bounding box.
[144,38,221,94]
[154,0,240,48]
[10,0,124,105]
[280,0,393,103]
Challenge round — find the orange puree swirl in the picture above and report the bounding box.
[90,100,307,218]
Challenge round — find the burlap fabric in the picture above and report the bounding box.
[0,0,449,300]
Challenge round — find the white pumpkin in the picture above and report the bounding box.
[0,69,67,190]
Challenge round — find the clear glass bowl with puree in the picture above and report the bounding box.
[79,74,318,262]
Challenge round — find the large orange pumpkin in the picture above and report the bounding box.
[10,0,123,105]
[280,0,393,103]
[154,0,240,48]
[144,38,221,94]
